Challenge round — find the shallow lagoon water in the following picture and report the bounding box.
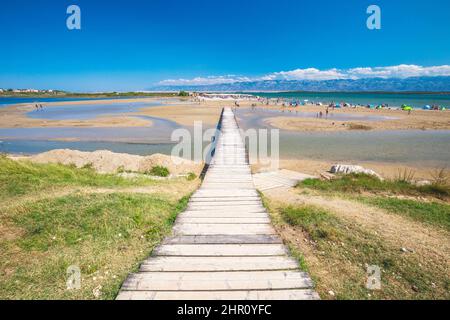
[26,101,163,120]
[1,101,449,167]
[235,109,450,167]
[0,96,153,108]
[278,130,450,166]
[0,140,176,156]
[0,115,181,144]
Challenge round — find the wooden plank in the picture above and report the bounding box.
[153,244,287,256]
[163,235,283,245]
[190,197,260,202]
[176,217,270,224]
[173,223,275,235]
[189,200,262,206]
[117,289,320,300]
[182,206,266,213]
[178,212,268,218]
[188,204,264,209]
[140,256,299,272]
[120,271,313,291]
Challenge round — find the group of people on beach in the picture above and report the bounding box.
[316,106,331,119]
[34,104,44,111]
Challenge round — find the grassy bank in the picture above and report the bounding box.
[300,173,450,199]
[298,173,450,230]
[262,197,450,300]
[0,156,159,204]
[0,157,195,299]
[357,196,450,231]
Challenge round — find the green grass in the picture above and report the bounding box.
[300,173,450,199]
[358,197,450,231]
[148,166,170,177]
[274,203,450,300]
[282,205,340,242]
[0,156,194,299]
[186,172,197,181]
[0,192,189,300]
[0,156,157,202]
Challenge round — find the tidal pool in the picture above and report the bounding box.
[26,101,164,120]
[0,140,176,156]
[234,109,450,167]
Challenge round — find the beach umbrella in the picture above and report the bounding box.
[422,105,431,110]
[402,105,413,111]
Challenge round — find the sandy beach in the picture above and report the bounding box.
[1,97,449,131]
[235,101,450,132]
[136,102,224,127]
[0,98,225,128]
[0,97,449,181]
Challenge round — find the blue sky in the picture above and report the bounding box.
[0,0,449,91]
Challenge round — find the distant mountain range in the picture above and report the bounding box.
[151,76,450,92]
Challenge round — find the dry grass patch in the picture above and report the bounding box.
[261,193,450,300]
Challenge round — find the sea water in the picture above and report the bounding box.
[252,92,450,109]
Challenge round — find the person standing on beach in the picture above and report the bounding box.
[326,108,329,118]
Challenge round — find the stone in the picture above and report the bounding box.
[330,164,383,180]
[415,180,431,187]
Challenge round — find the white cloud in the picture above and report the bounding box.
[159,75,250,86]
[158,65,450,86]
[346,65,450,79]
[268,68,346,81]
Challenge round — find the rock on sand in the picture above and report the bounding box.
[330,164,383,180]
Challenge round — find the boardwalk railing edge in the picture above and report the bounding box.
[199,107,225,180]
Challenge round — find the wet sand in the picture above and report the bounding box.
[0,98,225,129]
[0,98,161,128]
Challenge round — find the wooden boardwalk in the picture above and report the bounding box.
[116,107,319,300]
[253,169,316,191]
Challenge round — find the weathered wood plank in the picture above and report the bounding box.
[140,256,299,272]
[176,217,270,224]
[173,223,275,235]
[163,235,283,245]
[184,207,266,214]
[121,271,313,291]
[178,212,268,219]
[117,289,320,300]
[153,244,287,256]
[188,200,261,206]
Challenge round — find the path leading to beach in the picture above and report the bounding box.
[116,107,319,300]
